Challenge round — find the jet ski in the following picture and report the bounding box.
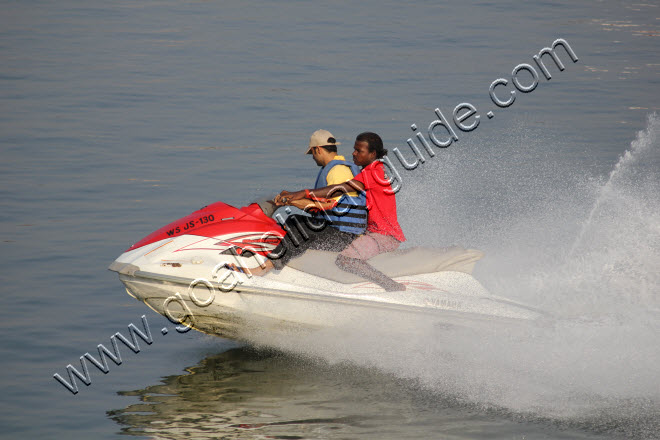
[109,198,543,341]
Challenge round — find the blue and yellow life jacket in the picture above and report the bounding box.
[313,159,367,235]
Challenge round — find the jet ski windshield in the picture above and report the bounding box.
[253,195,278,218]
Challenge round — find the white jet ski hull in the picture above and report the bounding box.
[109,200,544,342]
[115,261,542,341]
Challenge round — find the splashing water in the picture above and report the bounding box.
[248,114,660,439]
[520,114,660,316]
[570,113,660,258]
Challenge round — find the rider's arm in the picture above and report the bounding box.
[277,180,365,205]
[326,165,358,199]
[287,197,337,212]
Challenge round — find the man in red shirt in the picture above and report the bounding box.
[277,132,406,291]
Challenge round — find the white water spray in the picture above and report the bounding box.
[569,113,660,257]
[248,114,660,439]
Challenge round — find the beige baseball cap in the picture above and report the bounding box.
[306,129,341,154]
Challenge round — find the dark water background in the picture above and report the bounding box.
[1,1,659,438]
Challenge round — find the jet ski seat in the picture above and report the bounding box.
[286,246,484,284]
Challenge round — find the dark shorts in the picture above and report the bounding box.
[270,214,356,267]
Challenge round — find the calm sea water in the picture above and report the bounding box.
[1,1,659,439]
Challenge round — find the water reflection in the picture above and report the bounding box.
[109,348,607,440]
[110,348,438,439]
[110,348,413,439]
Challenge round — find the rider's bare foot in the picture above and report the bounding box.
[225,259,274,277]
[248,259,274,276]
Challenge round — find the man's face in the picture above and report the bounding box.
[310,146,324,166]
[352,141,376,167]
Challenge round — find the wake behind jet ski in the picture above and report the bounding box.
[109,197,544,342]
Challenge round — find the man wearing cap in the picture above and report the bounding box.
[270,130,367,268]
